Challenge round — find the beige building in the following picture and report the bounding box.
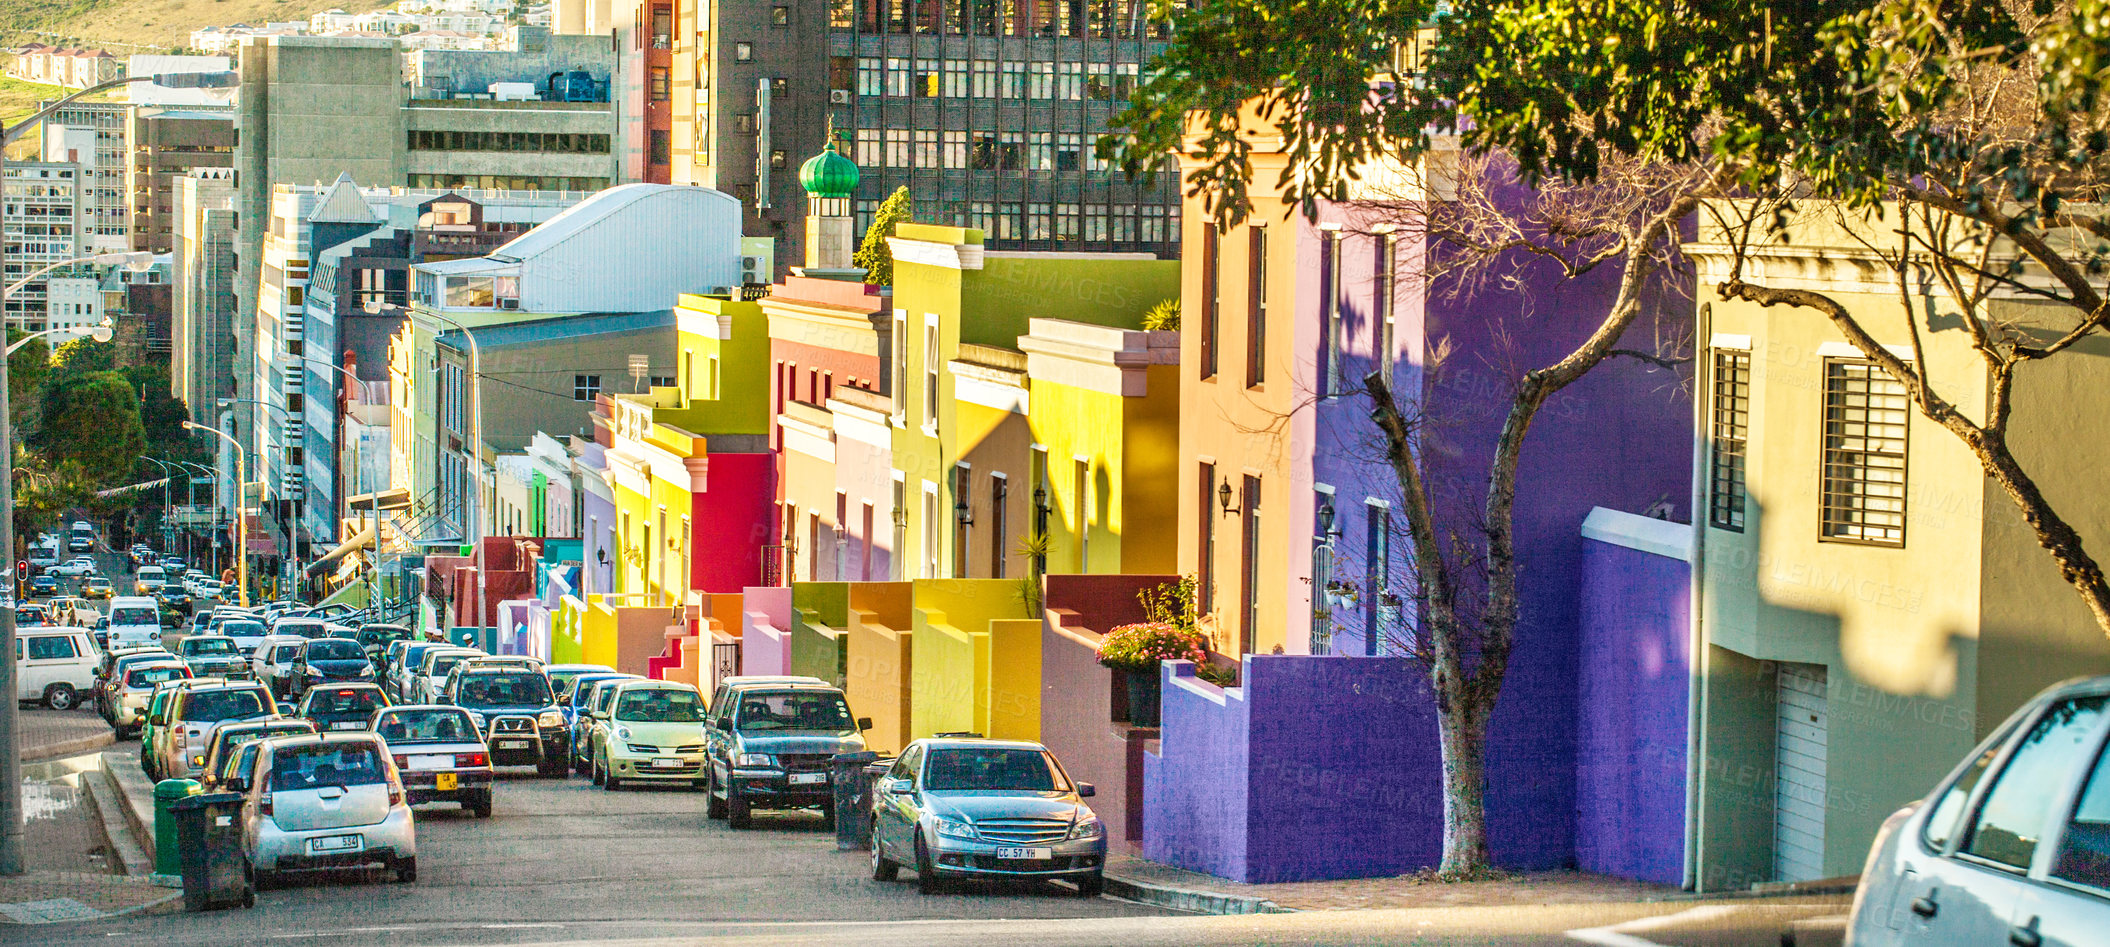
[1686,205,2110,889]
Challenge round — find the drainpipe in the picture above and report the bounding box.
[1682,301,1713,893]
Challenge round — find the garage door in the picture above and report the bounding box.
[1774,662,1829,883]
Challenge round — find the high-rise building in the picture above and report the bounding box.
[172,168,239,510]
[126,105,237,253]
[561,0,1181,274]
[38,100,129,254]
[2,161,89,333]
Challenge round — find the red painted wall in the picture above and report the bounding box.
[690,451,777,593]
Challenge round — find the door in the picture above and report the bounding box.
[2016,700,2110,947]
[1775,661,1829,882]
[876,745,923,857]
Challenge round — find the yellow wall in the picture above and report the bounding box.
[844,582,914,754]
[907,578,1037,739]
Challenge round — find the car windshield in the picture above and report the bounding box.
[428,653,473,676]
[181,689,268,722]
[376,709,477,743]
[111,607,156,625]
[282,622,329,639]
[127,666,188,687]
[922,748,1066,792]
[268,744,386,791]
[734,692,855,733]
[183,638,236,655]
[456,673,552,708]
[305,688,384,715]
[222,621,264,638]
[305,639,363,661]
[615,688,704,722]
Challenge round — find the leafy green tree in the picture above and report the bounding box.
[48,336,117,381]
[1113,0,2110,875]
[121,363,199,462]
[6,331,48,428]
[32,370,145,486]
[853,186,914,285]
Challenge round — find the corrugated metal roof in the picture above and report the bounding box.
[434,309,674,350]
[485,184,737,264]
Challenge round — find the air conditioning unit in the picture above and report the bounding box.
[829,89,851,105]
[499,298,519,310]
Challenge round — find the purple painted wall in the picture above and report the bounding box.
[1575,535,1691,885]
[1144,656,1444,882]
[1298,186,1693,872]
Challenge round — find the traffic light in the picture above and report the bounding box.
[14,560,26,590]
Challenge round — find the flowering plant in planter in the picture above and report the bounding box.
[1095,621,1209,673]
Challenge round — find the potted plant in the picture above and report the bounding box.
[1096,621,1208,727]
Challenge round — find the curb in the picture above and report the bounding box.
[22,732,114,764]
[1657,878,1859,902]
[80,766,151,877]
[1103,874,1292,915]
[100,753,158,868]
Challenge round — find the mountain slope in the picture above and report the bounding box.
[5,0,392,54]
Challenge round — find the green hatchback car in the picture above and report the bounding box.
[587,681,710,791]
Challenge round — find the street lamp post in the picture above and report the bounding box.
[138,456,177,550]
[413,310,484,544]
[218,397,302,601]
[183,422,246,609]
[0,68,235,876]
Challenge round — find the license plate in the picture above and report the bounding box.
[435,772,458,791]
[408,754,454,770]
[498,740,530,749]
[650,757,684,769]
[789,773,827,785]
[329,721,361,731]
[994,847,1051,860]
[308,834,363,854]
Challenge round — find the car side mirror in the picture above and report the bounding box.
[886,781,914,795]
[1076,782,1095,798]
[226,776,248,793]
[856,716,873,732]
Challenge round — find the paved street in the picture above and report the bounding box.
[18,743,1847,947]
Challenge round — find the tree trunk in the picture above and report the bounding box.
[1969,429,2110,634]
[1435,688,1492,875]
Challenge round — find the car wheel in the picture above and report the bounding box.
[727,782,751,829]
[469,790,492,819]
[915,833,944,895]
[250,862,275,892]
[705,771,727,820]
[42,684,77,711]
[1073,870,1106,898]
[870,822,898,881]
[589,751,605,786]
[603,766,622,792]
[393,856,416,883]
[571,748,589,776]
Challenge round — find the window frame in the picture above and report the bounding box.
[1818,358,1909,547]
[1709,348,1752,532]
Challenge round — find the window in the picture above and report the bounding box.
[25,635,76,660]
[774,5,791,25]
[573,375,601,402]
[971,59,997,96]
[1056,133,1082,172]
[857,57,883,96]
[736,42,754,61]
[923,319,940,426]
[923,483,940,578]
[943,59,969,97]
[1055,202,1080,243]
[1027,202,1051,240]
[1198,226,1219,378]
[649,66,670,100]
[650,129,671,165]
[1029,62,1055,98]
[942,130,967,169]
[914,129,939,168]
[989,474,1007,578]
[1240,475,1262,654]
[1247,225,1267,386]
[1820,360,1908,545]
[1057,62,1084,99]
[2052,720,2110,891]
[1322,231,1342,396]
[1197,462,1215,616]
[885,129,910,167]
[1710,350,1751,531]
[1374,232,1395,382]
[916,58,941,97]
[1028,132,1053,171]
[855,128,882,166]
[891,313,908,422]
[1364,499,1392,655]
[953,465,972,578]
[886,57,910,96]
[1963,695,2110,871]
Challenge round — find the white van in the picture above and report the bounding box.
[134,566,167,595]
[106,596,163,649]
[17,627,98,709]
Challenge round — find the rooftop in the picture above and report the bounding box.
[434,309,675,350]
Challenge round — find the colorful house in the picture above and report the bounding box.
[1142,124,1696,882]
[1684,206,2110,889]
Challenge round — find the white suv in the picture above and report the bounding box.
[16,627,99,709]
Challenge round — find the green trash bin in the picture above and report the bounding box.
[153,779,202,877]
[169,792,252,911]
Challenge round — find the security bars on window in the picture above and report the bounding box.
[1820,359,1908,546]
[1709,350,1750,532]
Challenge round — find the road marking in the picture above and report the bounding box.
[1566,905,1742,947]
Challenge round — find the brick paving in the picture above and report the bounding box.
[19,707,109,762]
[1106,853,1687,912]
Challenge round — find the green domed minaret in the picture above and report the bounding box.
[798,142,860,199]
[800,121,861,273]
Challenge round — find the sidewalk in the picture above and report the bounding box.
[19,706,113,763]
[0,750,179,925]
[1105,853,1691,913]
